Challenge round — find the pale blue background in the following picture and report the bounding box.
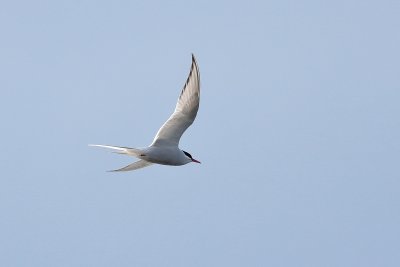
[1,0,399,266]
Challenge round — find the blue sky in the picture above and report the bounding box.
[1,0,399,266]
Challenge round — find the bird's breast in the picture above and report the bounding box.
[143,147,186,166]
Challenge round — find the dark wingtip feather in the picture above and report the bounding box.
[179,54,200,99]
[191,53,198,67]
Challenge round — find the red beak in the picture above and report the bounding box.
[192,158,201,164]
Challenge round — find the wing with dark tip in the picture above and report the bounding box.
[151,54,200,147]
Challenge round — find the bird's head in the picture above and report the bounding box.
[183,150,201,164]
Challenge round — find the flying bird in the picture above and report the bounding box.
[90,54,201,171]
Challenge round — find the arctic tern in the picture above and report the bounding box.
[90,54,201,171]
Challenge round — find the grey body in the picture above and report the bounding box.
[137,146,192,166]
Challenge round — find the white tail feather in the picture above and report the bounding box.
[88,144,143,157]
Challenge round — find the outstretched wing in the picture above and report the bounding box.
[110,160,153,172]
[151,54,200,147]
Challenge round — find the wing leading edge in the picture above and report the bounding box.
[151,54,200,147]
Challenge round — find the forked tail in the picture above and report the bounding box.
[88,144,143,157]
[89,144,154,172]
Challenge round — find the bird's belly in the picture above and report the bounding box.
[151,159,184,166]
[142,147,185,166]
[145,156,184,166]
